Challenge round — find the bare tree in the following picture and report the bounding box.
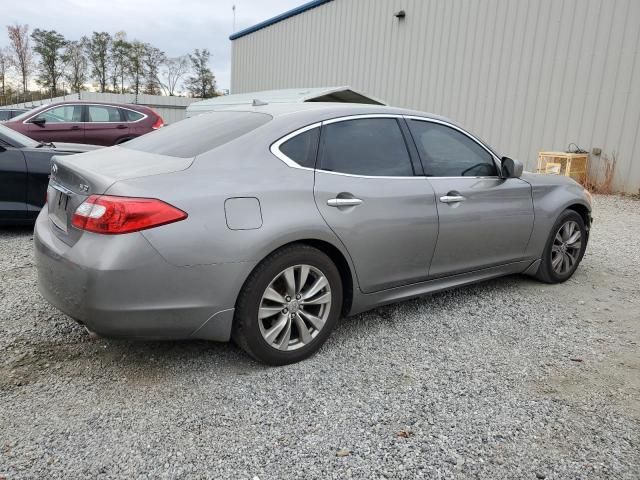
[110,31,130,93]
[160,56,188,96]
[143,46,165,95]
[7,24,32,93]
[127,40,146,96]
[0,47,9,97]
[63,40,88,94]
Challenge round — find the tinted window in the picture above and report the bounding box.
[87,105,121,122]
[123,109,144,122]
[36,105,82,123]
[279,127,320,168]
[122,111,272,158]
[319,118,413,176]
[0,111,11,121]
[408,120,497,177]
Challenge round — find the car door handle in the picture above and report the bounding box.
[327,198,363,207]
[116,125,127,129]
[70,125,80,130]
[439,195,466,203]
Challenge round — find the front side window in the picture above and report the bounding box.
[278,127,320,168]
[87,105,121,122]
[34,105,82,123]
[318,118,414,176]
[408,120,497,177]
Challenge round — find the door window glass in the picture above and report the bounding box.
[35,105,82,123]
[408,120,497,177]
[278,127,320,168]
[122,109,144,121]
[87,105,122,122]
[318,118,413,176]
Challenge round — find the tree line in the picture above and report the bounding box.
[0,24,219,101]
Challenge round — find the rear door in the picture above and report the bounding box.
[26,104,84,143]
[84,104,130,146]
[312,116,439,293]
[0,142,27,221]
[406,117,534,277]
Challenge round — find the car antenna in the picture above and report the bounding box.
[252,99,268,106]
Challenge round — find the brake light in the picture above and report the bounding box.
[151,115,164,130]
[72,195,187,234]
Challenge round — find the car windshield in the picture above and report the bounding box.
[0,124,39,148]
[121,111,272,158]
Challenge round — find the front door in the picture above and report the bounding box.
[406,118,534,277]
[313,117,439,293]
[27,104,84,143]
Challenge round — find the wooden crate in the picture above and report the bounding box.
[537,152,589,185]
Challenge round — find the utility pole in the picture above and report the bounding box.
[232,5,236,32]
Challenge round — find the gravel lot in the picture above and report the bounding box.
[1,194,638,479]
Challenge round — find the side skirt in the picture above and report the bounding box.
[348,260,535,315]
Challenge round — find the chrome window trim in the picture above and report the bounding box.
[271,113,504,180]
[23,103,148,125]
[270,122,321,171]
[403,115,503,178]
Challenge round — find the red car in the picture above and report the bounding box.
[4,101,164,146]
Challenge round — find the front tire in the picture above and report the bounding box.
[536,209,587,284]
[232,244,343,365]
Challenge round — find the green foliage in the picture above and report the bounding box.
[184,49,217,98]
[31,28,67,94]
[84,32,111,92]
[62,40,88,93]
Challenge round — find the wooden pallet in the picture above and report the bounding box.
[537,152,589,185]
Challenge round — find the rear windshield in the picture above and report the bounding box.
[122,111,272,158]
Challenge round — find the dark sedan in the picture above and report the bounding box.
[0,124,100,224]
[4,101,164,146]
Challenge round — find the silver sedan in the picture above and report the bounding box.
[35,103,592,364]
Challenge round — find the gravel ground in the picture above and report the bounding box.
[1,194,639,479]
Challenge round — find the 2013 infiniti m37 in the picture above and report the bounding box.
[35,103,592,365]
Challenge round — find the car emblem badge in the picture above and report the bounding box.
[51,163,58,175]
[79,184,89,192]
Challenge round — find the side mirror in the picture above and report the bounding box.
[501,157,523,178]
[31,117,46,126]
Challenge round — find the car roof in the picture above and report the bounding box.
[205,101,454,124]
[25,100,152,111]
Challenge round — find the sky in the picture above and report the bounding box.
[2,0,304,91]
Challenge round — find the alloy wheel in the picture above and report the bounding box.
[258,264,332,351]
[551,220,582,275]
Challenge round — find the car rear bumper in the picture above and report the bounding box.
[34,207,254,341]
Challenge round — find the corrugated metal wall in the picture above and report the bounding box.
[231,0,640,193]
[5,92,200,124]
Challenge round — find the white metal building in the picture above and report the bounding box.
[230,0,640,193]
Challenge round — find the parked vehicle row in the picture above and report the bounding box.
[4,101,164,146]
[34,103,592,365]
[0,125,100,224]
[0,108,29,121]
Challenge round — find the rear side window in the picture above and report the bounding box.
[123,109,144,121]
[0,111,10,121]
[87,105,121,122]
[122,111,272,158]
[278,127,320,168]
[318,118,413,176]
[408,120,497,177]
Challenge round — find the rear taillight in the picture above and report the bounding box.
[151,115,164,130]
[72,195,187,234]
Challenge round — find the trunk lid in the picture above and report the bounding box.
[47,146,193,245]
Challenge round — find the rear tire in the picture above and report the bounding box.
[536,209,587,284]
[232,244,343,365]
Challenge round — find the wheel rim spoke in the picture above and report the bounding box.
[298,309,325,330]
[263,286,286,305]
[293,313,312,345]
[302,291,331,305]
[264,314,288,343]
[297,265,310,293]
[276,319,292,350]
[283,267,296,296]
[259,306,283,319]
[302,277,328,300]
